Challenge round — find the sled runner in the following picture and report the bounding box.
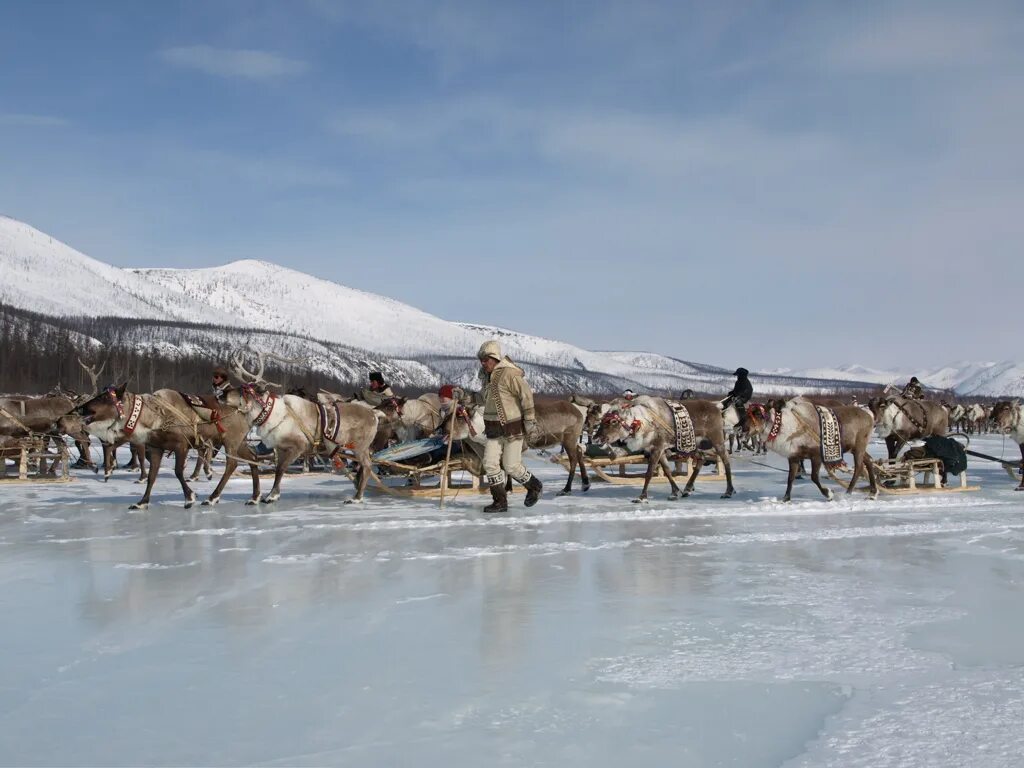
[553,447,727,485]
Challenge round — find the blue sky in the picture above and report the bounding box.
[2,0,1022,369]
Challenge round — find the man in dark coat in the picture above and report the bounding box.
[725,367,753,429]
[901,376,924,399]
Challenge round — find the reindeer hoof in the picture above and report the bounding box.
[245,498,258,506]
[582,483,591,493]
[344,497,364,505]
[632,497,648,504]
[667,492,680,501]
[1016,486,1024,492]
[184,500,195,510]
[129,502,148,510]
[201,497,219,507]
[681,491,692,498]
[826,489,834,501]
[556,490,571,497]
[781,496,792,503]
[720,491,734,499]
[260,496,277,504]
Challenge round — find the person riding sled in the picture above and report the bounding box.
[477,340,542,513]
[355,371,394,407]
[901,376,924,400]
[723,367,753,430]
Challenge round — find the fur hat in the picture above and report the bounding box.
[734,368,749,377]
[477,340,502,362]
[369,371,385,385]
[438,384,455,400]
[212,367,229,380]
[623,389,636,399]
[909,376,919,384]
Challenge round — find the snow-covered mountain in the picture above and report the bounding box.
[773,361,1024,398]
[0,215,239,325]
[2,214,1019,396]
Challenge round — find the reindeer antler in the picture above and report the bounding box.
[230,348,282,387]
[77,356,107,391]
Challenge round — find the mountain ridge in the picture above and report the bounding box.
[2,214,1019,396]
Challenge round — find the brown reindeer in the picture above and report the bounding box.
[220,350,379,504]
[449,399,591,495]
[990,401,1024,490]
[759,396,877,501]
[74,356,150,480]
[593,396,734,503]
[76,384,260,509]
[873,395,949,459]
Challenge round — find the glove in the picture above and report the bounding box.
[525,419,539,439]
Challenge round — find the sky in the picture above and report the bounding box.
[1,0,1022,370]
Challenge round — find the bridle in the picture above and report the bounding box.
[240,383,276,426]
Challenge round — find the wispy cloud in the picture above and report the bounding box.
[159,45,308,79]
[0,113,69,127]
[828,9,1009,72]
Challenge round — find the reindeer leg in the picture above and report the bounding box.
[577,444,590,492]
[263,446,300,503]
[847,447,863,495]
[345,450,373,503]
[174,446,197,508]
[862,449,879,499]
[679,449,703,498]
[204,446,234,506]
[782,458,798,502]
[132,444,147,483]
[634,449,659,503]
[558,437,575,496]
[131,446,162,510]
[188,449,202,481]
[810,455,832,500]
[661,453,683,500]
[716,442,735,498]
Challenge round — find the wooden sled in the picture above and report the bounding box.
[828,456,979,495]
[367,438,523,499]
[554,452,727,486]
[0,437,72,484]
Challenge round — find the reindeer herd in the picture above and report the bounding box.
[2,352,1024,508]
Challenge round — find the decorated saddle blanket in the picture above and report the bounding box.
[816,405,843,466]
[666,399,697,454]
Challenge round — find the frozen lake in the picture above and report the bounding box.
[2,435,1024,766]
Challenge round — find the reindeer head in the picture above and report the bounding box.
[593,409,638,446]
[76,382,128,425]
[990,401,1018,433]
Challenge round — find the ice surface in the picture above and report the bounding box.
[2,435,1023,766]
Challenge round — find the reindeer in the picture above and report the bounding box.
[873,395,950,459]
[221,350,379,503]
[76,384,260,509]
[966,403,989,434]
[948,403,968,433]
[448,399,591,495]
[725,402,769,455]
[74,357,148,481]
[378,393,447,443]
[759,396,878,501]
[592,396,734,503]
[990,401,1024,490]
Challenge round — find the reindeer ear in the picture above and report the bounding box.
[115,381,128,398]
